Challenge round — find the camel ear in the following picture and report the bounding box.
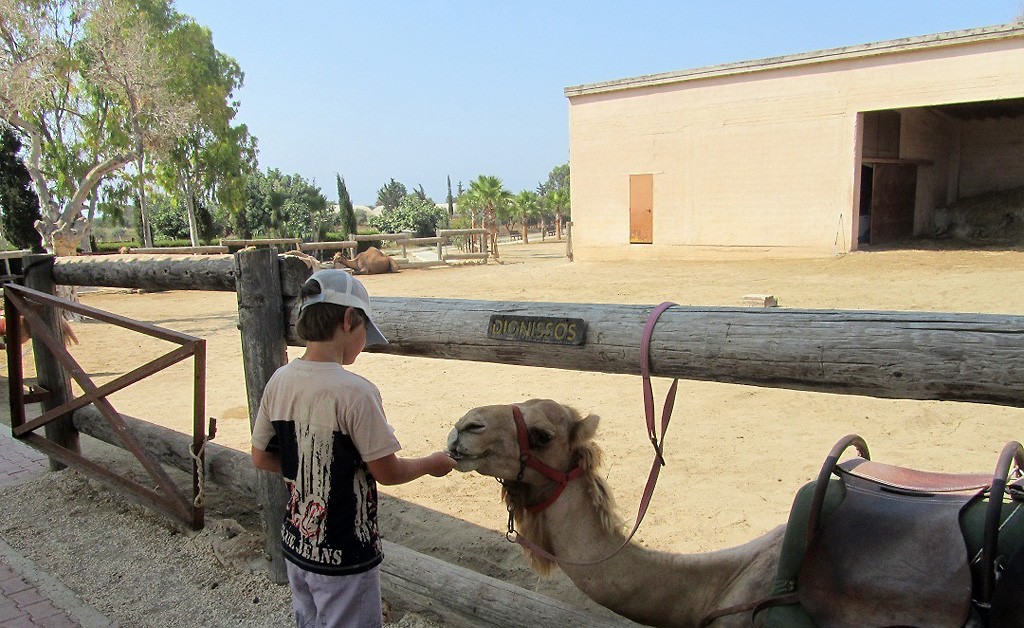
[573,412,600,443]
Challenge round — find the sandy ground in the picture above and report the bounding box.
[2,239,1024,626]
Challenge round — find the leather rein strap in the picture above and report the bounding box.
[508,302,679,565]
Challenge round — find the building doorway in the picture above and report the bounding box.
[861,162,917,245]
[629,174,654,244]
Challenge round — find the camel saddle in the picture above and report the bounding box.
[756,435,1024,628]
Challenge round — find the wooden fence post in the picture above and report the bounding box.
[22,254,78,470]
[565,221,574,261]
[235,247,290,584]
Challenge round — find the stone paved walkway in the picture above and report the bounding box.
[0,431,115,627]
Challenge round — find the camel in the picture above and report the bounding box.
[446,399,784,628]
[332,247,399,274]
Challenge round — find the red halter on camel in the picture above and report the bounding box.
[505,301,679,564]
[510,404,586,513]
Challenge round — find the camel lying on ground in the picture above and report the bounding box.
[332,247,399,274]
[447,399,783,627]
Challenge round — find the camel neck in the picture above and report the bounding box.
[540,479,782,627]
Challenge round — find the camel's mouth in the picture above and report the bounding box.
[446,429,487,470]
[446,447,485,462]
[447,426,492,471]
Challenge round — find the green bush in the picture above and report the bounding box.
[95,238,195,253]
[368,196,446,237]
[155,238,192,248]
[96,240,136,253]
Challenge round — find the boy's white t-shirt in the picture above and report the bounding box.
[252,358,401,575]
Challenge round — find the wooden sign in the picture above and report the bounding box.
[487,315,586,346]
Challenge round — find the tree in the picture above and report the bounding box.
[336,174,357,248]
[0,0,196,254]
[510,190,540,243]
[538,163,570,238]
[537,163,570,197]
[545,188,569,239]
[154,9,255,248]
[467,175,511,258]
[446,175,454,217]
[305,186,329,241]
[376,178,407,211]
[456,187,483,229]
[368,195,446,237]
[243,168,328,239]
[148,191,188,240]
[0,124,43,251]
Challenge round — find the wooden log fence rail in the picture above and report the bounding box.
[45,254,1024,406]
[298,240,357,259]
[219,238,301,253]
[396,236,444,264]
[0,249,32,284]
[347,231,412,253]
[123,246,229,255]
[295,297,1024,408]
[435,228,489,261]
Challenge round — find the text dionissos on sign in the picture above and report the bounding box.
[487,315,586,346]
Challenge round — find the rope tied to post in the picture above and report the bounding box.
[188,417,217,508]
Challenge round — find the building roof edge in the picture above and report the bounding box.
[564,22,1024,98]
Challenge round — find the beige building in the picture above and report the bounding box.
[564,23,1024,259]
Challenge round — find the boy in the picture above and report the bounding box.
[251,269,455,628]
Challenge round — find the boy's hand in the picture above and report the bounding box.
[428,451,458,477]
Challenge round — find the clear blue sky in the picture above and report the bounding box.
[173,1,1022,206]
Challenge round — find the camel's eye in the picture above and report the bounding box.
[462,422,485,433]
[529,429,553,448]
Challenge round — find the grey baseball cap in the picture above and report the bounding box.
[298,269,388,347]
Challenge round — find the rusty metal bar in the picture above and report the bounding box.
[22,432,192,522]
[22,386,49,405]
[10,284,202,345]
[15,345,196,437]
[5,291,26,431]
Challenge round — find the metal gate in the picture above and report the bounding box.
[4,284,208,529]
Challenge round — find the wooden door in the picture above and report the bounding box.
[629,174,653,244]
[869,163,917,245]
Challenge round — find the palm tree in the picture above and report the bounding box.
[307,191,328,241]
[546,188,569,239]
[267,189,287,237]
[510,190,540,243]
[376,178,407,211]
[468,175,511,258]
[455,187,484,252]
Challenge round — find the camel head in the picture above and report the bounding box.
[332,251,354,268]
[447,399,598,479]
[447,399,621,573]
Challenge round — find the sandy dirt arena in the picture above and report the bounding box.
[2,239,1024,626]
